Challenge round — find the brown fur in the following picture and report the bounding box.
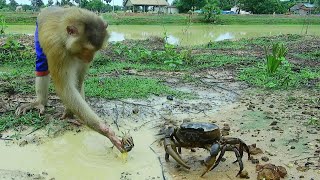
[16,7,129,153]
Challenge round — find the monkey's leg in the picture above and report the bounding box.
[16,76,50,116]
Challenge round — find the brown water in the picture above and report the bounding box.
[0,127,162,180]
[6,24,320,46]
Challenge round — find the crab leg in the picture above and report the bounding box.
[232,147,243,177]
[164,138,191,169]
[201,144,227,177]
[222,137,251,160]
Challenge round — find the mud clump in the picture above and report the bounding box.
[248,144,263,155]
[256,163,287,180]
[239,170,250,179]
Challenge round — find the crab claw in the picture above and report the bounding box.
[164,138,190,169]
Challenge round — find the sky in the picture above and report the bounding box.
[12,0,174,6]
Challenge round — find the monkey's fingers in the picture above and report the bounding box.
[121,135,134,152]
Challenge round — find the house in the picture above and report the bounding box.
[230,6,250,14]
[290,3,315,15]
[167,6,179,14]
[124,0,169,13]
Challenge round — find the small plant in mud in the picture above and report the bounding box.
[265,43,288,74]
[305,118,319,127]
[0,15,7,35]
[163,43,183,68]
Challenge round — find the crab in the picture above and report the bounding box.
[164,122,250,177]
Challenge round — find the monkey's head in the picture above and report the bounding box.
[64,8,110,63]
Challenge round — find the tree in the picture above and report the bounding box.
[86,0,104,12]
[218,0,237,10]
[31,0,44,11]
[55,0,61,6]
[48,0,54,6]
[239,0,286,14]
[61,0,73,6]
[103,0,111,3]
[203,0,220,22]
[0,0,7,9]
[22,4,32,11]
[173,0,207,13]
[9,0,18,11]
[77,0,88,8]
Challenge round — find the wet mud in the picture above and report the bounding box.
[1,67,319,180]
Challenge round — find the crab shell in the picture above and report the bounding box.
[176,122,221,145]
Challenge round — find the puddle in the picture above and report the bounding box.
[0,127,163,180]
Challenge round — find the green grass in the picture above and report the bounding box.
[293,50,320,61]
[85,76,188,99]
[0,112,46,132]
[238,60,320,89]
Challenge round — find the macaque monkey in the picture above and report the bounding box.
[16,7,134,153]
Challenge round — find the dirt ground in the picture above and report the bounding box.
[0,67,319,180]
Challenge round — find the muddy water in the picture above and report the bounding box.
[0,70,243,179]
[0,127,163,180]
[7,24,320,46]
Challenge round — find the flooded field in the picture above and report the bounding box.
[6,24,320,46]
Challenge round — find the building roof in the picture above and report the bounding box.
[303,3,315,8]
[290,3,315,11]
[124,0,169,6]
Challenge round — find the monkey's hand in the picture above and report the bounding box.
[121,133,134,153]
[15,101,45,116]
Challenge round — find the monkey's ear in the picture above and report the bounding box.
[103,22,108,29]
[66,26,79,36]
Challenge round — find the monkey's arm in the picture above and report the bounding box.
[16,76,50,115]
[56,80,128,152]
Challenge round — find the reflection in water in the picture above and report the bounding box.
[215,32,235,41]
[166,35,180,45]
[108,31,125,42]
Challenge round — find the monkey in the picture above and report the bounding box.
[15,7,134,153]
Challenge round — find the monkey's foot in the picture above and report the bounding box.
[60,112,82,126]
[16,102,45,117]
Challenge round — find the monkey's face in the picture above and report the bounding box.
[66,18,109,63]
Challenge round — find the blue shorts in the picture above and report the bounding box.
[35,22,49,76]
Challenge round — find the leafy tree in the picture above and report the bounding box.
[61,0,73,6]
[173,0,206,13]
[103,0,111,3]
[203,0,220,22]
[239,0,287,14]
[86,0,104,12]
[75,0,89,8]
[22,4,32,11]
[9,0,18,11]
[218,0,237,10]
[31,0,44,11]
[48,0,54,6]
[0,0,7,9]
[55,0,61,6]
